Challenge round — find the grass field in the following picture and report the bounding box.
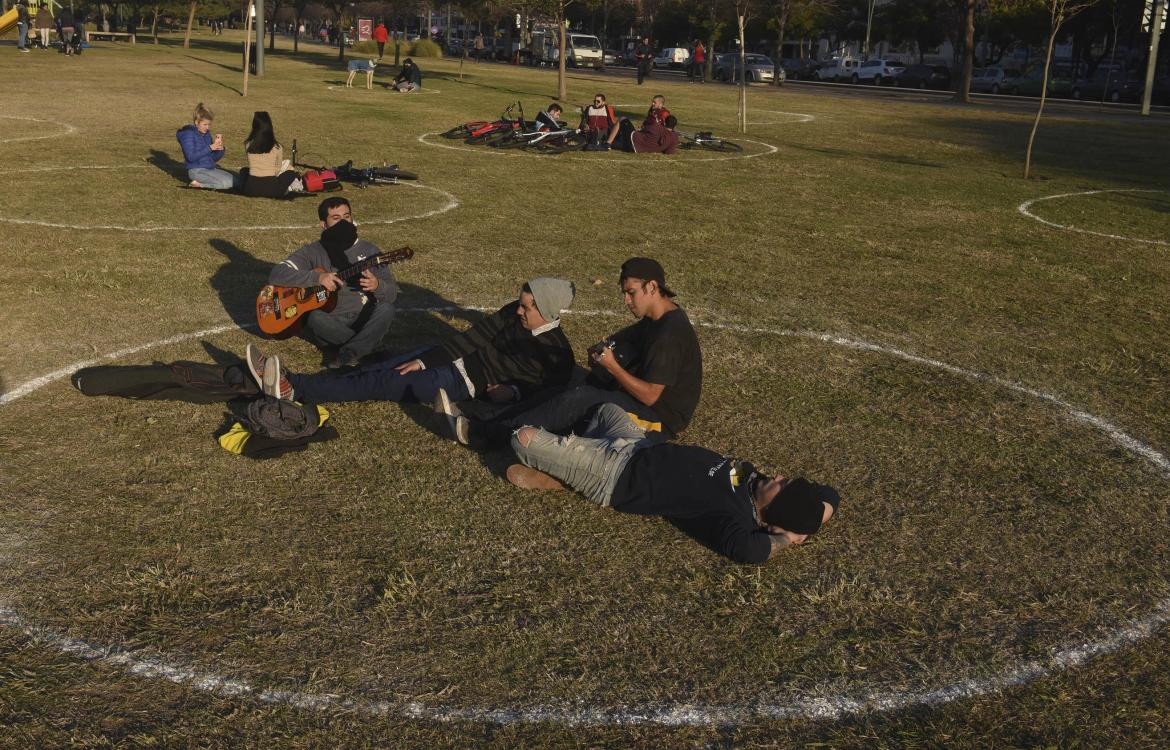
[1,29,1169,748]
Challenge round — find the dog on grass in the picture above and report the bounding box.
[346,58,377,89]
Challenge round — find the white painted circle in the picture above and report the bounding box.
[747,109,816,125]
[1017,189,1169,247]
[2,311,1168,724]
[417,131,778,163]
[0,115,78,144]
[0,181,459,232]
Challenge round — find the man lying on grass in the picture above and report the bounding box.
[246,277,576,408]
[442,400,839,564]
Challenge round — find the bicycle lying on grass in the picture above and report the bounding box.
[487,124,589,154]
[676,130,743,152]
[441,101,526,144]
[290,140,419,185]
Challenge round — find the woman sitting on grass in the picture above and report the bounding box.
[240,112,304,198]
[176,102,240,191]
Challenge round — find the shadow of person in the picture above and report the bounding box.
[147,148,188,181]
[199,339,245,367]
[208,238,273,329]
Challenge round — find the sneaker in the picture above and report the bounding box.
[262,355,295,401]
[433,388,470,445]
[506,464,566,491]
[337,349,361,368]
[245,343,270,387]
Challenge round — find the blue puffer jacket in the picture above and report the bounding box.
[176,124,224,171]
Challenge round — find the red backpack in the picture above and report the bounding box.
[303,169,341,193]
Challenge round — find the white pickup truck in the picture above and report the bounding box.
[814,58,859,82]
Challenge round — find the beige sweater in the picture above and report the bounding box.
[247,146,285,177]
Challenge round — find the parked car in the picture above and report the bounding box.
[779,57,818,80]
[713,53,780,83]
[970,66,1022,94]
[897,63,951,90]
[603,49,623,66]
[853,58,905,85]
[1070,69,1142,102]
[1007,66,1074,98]
[653,47,690,69]
[813,57,859,82]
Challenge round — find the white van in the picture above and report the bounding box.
[567,34,604,69]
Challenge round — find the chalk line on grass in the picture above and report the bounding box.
[2,310,1168,725]
[0,116,78,144]
[1017,189,1170,247]
[0,181,459,232]
[747,109,817,125]
[417,131,779,163]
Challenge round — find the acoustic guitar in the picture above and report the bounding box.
[255,246,414,336]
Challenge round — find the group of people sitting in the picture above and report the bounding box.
[532,94,679,154]
[240,196,841,564]
[177,103,303,196]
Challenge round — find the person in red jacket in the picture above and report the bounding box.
[691,40,706,83]
[372,21,389,59]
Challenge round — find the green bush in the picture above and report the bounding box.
[351,41,379,57]
[408,39,443,58]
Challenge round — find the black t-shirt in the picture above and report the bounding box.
[610,444,770,564]
[607,307,702,437]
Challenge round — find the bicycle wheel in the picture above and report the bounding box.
[373,166,418,181]
[492,132,532,149]
[441,124,475,139]
[534,132,588,154]
[465,126,506,145]
[694,137,743,153]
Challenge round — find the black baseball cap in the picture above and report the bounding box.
[620,257,676,298]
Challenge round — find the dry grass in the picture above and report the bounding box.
[1,27,1169,748]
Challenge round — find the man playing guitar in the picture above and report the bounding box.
[267,197,397,369]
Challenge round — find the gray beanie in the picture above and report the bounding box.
[525,277,575,321]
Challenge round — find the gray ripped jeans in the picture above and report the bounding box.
[511,402,650,506]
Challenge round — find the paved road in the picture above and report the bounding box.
[575,63,1170,122]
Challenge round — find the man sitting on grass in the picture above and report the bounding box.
[267,197,397,369]
[503,402,839,564]
[436,257,701,445]
[246,277,576,408]
[611,114,680,155]
[393,58,422,92]
[532,103,564,131]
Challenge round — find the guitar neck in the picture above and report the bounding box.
[335,246,413,281]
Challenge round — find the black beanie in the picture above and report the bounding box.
[762,477,840,535]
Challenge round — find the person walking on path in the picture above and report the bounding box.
[691,40,706,83]
[372,21,388,59]
[474,32,485,62]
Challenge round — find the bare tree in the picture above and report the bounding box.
[1023,0,1100,177]
[183,0,198,47]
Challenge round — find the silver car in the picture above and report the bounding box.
[713,53,783,84]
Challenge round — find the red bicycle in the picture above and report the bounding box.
[441,101,525,144]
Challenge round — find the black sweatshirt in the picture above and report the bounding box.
[610,444,770,564]
[418,301,574,398]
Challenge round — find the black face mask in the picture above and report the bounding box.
[320,220,358,266]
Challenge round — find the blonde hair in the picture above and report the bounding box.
[193,102,214,123]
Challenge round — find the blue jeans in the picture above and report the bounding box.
[304,298,395,359]
[17,22,28,49]
[188,167,239,190]
[487,384,664,442]
[512,403,650,506]
[287,348,471,404]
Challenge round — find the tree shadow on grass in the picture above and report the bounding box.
[919,113,1170,185]
[177,62,243,96]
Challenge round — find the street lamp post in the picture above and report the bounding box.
[863,0,875,59]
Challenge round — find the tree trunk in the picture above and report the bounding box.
[183,0,196,48]
[773,14,788,85]
[151,5,160,44]
[954,0,975,102]
[293,12,299,53]
[269,7,275,52]
[738,14,747,133]
[1024,17,1061,179]
[557,19,567,100]
[243,2,253,96]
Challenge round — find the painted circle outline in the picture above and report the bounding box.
[747,109,817,125]
[417,131,778,163]
[2,311,1168,725]
[0,115,78,144]
[0,181,459,232]
[1017,188,1170,247]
